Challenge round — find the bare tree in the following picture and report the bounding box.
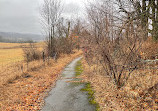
[41,0,62,57]
[82,0,145,88]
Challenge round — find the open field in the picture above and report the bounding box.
[0,42,44,65]
[0,42,45,86]
[0,42,44,49]
[0,42,25,65]
[0,42,27,49]
[0,48,23,65]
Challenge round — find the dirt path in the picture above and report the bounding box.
[42,57,95,111]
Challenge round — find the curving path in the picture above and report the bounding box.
[42,57,95,111]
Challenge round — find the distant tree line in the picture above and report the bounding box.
[0,36,34,43]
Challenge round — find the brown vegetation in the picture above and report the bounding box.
[0,43,44,86]
[0,50,82,111]
[78,0,158,110]
[81,56,158,110]
[23,43,42,62]
[1,0,158,110]
[140,37,158,60]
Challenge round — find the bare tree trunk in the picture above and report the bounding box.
[151,0,156,40]
[142,0,148,39]
[41,0,62,57]
[156,1,158,40]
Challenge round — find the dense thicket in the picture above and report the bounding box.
[80,0,158,88]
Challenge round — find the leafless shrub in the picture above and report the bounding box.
[80,0,147,88]
[23,43,41,62]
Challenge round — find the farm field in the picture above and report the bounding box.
[0,42,45,86]
[0,48,23,65]
[0,42,44,65]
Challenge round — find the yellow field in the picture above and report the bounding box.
[0,42,45,86]
[0,48,23,65]
[0,42,44,65]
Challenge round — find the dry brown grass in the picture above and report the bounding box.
[0,48,24,65]
[0,42,45,87]
[0,42,44,49]
[141,37,158,59]
[0,50,82,111]
[81,57,158,110]
[0,60,43,86]
[0,42,44,65]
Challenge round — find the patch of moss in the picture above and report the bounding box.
[81,82,100,111]
[75,60,100,111]
[75,60,83,77]
[68,60,84,88]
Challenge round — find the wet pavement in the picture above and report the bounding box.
[42,57,95,111]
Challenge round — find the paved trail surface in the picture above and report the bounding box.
[42,57,95,111]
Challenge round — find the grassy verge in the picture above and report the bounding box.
[75,60,83,76]
[75,59,100,111]
[81,82,100,111]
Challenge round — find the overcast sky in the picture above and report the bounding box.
[0,0,85,34]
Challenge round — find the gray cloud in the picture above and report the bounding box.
[64,3,81,14]
[0,0,84,34]
[0,0,42,34]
